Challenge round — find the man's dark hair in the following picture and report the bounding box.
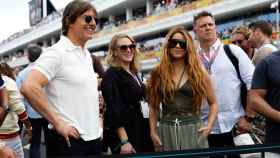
[193,11,214,25]
[249,20,273,37]
[27,44,42,62]
[62,0,97,36]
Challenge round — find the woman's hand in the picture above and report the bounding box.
[150,132,162,151]
[23,127,32,143]
[120,142,136,154]
[198,125,212,137]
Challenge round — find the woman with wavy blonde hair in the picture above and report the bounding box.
[147,26,218,151]
[101,34,153,154]
[106,34,139,73]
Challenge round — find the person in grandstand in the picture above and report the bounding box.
[147,26,218,151]
[231,25,254,59]
[249,50,280,158]
[16,44,48,158]
[0,75,8,126]
[248,20,278,65]
[101,34,154,154]
[193,11,254,158]
[0,75,16,158]
[0,63,32,158]
[20,0,102,157]
[91,54,105,80]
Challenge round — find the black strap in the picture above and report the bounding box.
[223,45,245,85]
[91,55,96,68]
[224,45,248,110]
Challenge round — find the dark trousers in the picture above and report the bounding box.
[208,130,241,158]
[46,130,102,157]
[29,118,49,158]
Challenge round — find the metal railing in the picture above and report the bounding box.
[127,144,280,158]
[51,143,280,158]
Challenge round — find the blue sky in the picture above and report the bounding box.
[0,0,72,42]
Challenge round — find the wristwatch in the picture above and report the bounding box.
[245,115,255,123]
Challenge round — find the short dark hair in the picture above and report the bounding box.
[27,44,42,62]
[193,11,214,25]
[62,0,97,36]
[248,20,273,37]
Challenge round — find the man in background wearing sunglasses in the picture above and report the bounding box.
[21,0,102,157]
[248,20,278,65]
[193,11,254,158]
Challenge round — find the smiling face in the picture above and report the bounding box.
[168,33,188,60]
[232,33,247,48]
[115,37,136,64]
[68,9,97,46]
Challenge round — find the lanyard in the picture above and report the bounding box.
[199,44,221,74]
[127,71,142,87]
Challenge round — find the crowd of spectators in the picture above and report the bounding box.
[1,0,280,68]
[0,9,63,47]
[0,0,193,47]
[1,2,280,156]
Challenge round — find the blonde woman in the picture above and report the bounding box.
[147,26,218,151]
[101,34,153,154]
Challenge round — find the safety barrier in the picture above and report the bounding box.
[127,143,280,158]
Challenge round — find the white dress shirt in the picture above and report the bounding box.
[199,39,255,134]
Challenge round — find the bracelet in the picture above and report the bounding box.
[120,139,129,145]
[113,139,129,151]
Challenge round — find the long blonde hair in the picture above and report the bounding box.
[106,34,139,73]
[147,26,208,114]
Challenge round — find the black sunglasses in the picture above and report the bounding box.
[83,15,98,25]
[232,39,244,45]
[118,44,136,51]
[169,39,187,49]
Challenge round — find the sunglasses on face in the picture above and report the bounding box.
[83,15,98,25]
[232,39,244,45]
[169,39,187,49]
[118,44,136,51]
